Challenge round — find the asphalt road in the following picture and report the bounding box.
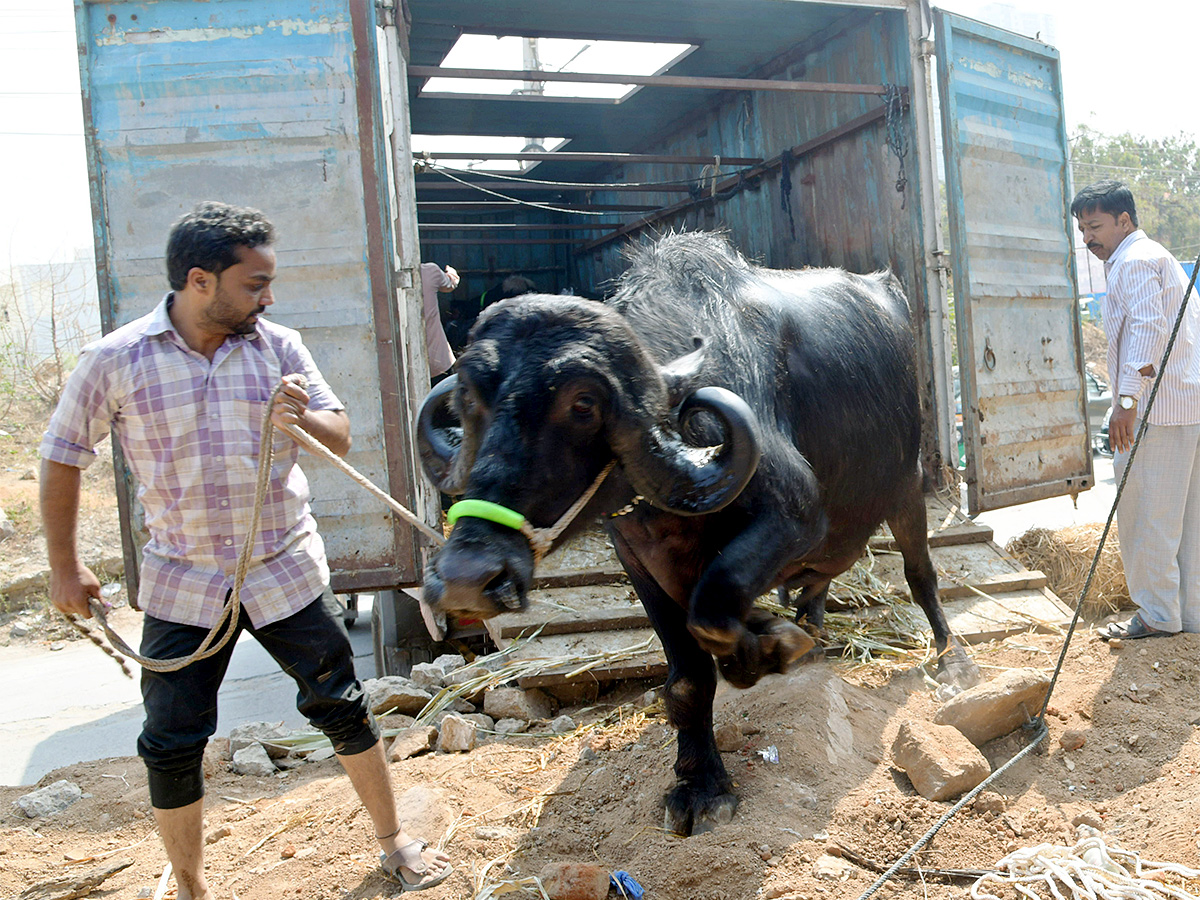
[1,601,377,787]
[2,456,1120,788]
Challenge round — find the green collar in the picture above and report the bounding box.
[445,498,526,532]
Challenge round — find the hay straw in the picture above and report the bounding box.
[1005,524,1130,617]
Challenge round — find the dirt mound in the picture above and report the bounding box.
[4,631,1200,900]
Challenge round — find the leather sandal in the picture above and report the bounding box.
[379,839,452,892]
[1098,613,1176,641]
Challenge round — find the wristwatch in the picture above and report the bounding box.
[1119,395,1137,410]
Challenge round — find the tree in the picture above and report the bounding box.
[1070,126,1200,262]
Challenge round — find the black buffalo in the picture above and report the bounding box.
[417,232,979,835]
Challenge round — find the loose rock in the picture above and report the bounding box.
[934,668,1051,746]
[388,726,439,761]
[484,686,554,722]
[892,719,991,801]
[1060,729,1087,751]
[15,780,83,818]
[408,662,445,689]
[549,715,576,734]
[538,862,610,900]
[495,718,529,736]
[714,723,743,752]
[363,676,434,716]
[229,722,290,759]
[231,743,277,777]
[436,714,477,753]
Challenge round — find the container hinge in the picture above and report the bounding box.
[375,0,396,28]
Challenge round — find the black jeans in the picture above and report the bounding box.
[137,589,379,809]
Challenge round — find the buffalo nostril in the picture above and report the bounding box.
[491,580,522,610]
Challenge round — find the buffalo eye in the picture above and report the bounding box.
[571,394,598,422]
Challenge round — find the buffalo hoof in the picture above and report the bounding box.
[664,782,738,836]
[718,615,816,688]
[687,620,741,658]
[937,643,981,690]
[758,616,815,667]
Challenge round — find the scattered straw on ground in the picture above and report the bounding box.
[1005,524,1130,617]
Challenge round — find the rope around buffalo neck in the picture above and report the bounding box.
[445,460,616,562]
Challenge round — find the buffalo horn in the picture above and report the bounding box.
[416,375,472,495]
[613,385,761,515]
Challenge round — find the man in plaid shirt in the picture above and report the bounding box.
[39,202,451,896]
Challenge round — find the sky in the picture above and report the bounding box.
[0,0,1192,267]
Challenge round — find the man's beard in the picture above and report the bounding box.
[204,292,264,335]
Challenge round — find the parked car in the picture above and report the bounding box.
[954,365,1111,462]
[1095,406,1112,456]
[1086,368,1112,455]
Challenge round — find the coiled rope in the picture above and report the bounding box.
[64,378,447,676]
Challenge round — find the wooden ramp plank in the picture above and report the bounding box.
[943,587,1073,643]
[485,584,648,642]
[495,628,667,688]
[864,541,1047,598]
[847,586,1072,646]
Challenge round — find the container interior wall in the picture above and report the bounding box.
[577,10,923,303]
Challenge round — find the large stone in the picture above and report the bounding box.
[891,719,990,801]
[229,721,290,759]
[934,668,1052,746]
[436,714,477,752]
[363,676,434,716]
[15,780,83,818]
[231,743,277,777]
[430,653,467,676]
[388,726,439,761]
[0,508,15,542]
[538,862,610,900]
[484,686,553,722]
[408,663,445,689]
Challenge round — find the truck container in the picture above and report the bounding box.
[75,0,1091,674]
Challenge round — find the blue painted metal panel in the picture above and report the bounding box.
[935,10,1090,514]
[76,0,421,591]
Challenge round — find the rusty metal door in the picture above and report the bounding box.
[75,0,427,597]
[935,10,1093,513]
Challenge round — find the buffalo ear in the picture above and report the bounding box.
[660,336,706,407]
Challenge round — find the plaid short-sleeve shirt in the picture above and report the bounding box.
[41,295,344,628]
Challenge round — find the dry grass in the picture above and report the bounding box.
[1005,523,1131,618]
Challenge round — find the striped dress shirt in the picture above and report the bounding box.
[40,295,343,629]
[1103,230,1200,425]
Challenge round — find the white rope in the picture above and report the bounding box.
[971,834,1200,900]
[66,381,612,674]
[518,460,615,561]
[276,421,446,546]
[70,379,301,674]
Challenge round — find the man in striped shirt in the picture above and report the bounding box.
[1072,180,1200,640]
[40,202,450,896]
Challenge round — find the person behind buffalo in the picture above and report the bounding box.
[446,274,539,353]
[419,261,459,380]
[39,201,452,896]
[1072,180,1200,640]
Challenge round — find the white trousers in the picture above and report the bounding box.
[1113,421,1200,632]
